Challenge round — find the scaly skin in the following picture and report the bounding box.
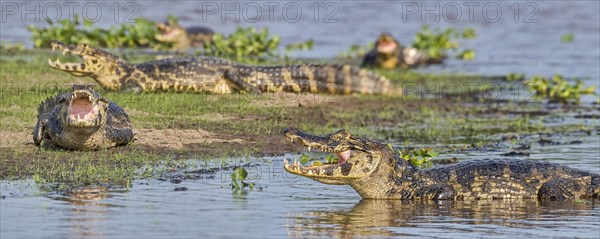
[155,22,214,50]
[283,128,600,200]
[362,33,440,69]
[48,41,394,95]
[33,85,133,150]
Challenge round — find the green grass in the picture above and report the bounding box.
[1,49,598,190]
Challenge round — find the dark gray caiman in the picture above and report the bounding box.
[362,33,440,69]
[283,128,600,200]
[48,41,394,95]
[33,84,134,150]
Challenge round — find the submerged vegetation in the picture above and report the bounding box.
[526,74,597,104]
[28,15,170,49]
[28,16,313,62]
[338,25,477,61]
[412,25,477,61]
[204,26,314,62]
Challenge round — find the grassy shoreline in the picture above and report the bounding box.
[1,50,598,188]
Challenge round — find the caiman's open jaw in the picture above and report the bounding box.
[62,87,105,127]
[48,41,104,77]
[155,23,184,42]
[283,127,381,184]
[376,34,398,54]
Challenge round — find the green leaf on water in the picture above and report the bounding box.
[231,167,248,181]
[561,33,574,43]
[457,49,476,60]
[299,154,311,164]
[325,155,338,164]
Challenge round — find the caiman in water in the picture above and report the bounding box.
[283,128,600,200]
[33,84,133,150]
[48,41,393,95]
[362,33,440,69]
[155,21,214,51]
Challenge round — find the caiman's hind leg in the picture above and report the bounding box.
[32,118,60,149]
[224,70,261,94]
[538,176,593,201]
[32,119,46,146]
[414,185,456,200]
[106,128,134,146]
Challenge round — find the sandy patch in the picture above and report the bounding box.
[0,130,31,148]
[133,128,243,149]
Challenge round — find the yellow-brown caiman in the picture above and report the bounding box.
[155,21,214,50]
[48,41,393,95]
[283,127,600,200]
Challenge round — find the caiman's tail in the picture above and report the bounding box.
[244,64,398,95]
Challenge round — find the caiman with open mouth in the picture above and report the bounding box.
[47,41,393,95]
[362,33,440,69]
[283,128,600,200]
[33,84,133,150]
[155,21,214,51]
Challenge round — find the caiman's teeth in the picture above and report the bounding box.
[307,146,311,152]
[62,50,66,55]
[52,45,57,51]
[48,59,53,65]
[284,158,288,165]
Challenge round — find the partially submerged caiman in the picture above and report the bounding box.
[48,41,393,95]
[155,21,214,51]
[33,84,133,150]
[283,128,600,200]
[362,33,440,69]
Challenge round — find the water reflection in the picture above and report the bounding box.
[287,199,599,238]
[49,186,112,239]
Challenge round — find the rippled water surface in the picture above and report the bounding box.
[2,1,600,238]
[2,133,600,239]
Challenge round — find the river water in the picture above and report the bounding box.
[1,1,599,84]
[1,1,600,238]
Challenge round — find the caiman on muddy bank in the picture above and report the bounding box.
[33,84,134,150]
[283,128,600,200]
[48,41,393,95]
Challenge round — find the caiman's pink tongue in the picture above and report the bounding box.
[377,41,396,53]
[337,150,350,165]
[68,98,96,120]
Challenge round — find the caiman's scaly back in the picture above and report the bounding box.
[283,127,600,200]
[48,41,395,95]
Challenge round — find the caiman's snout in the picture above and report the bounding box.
[376,33,398,54]
[48,41,91,75]
[283,127,383,185]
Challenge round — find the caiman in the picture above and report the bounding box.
[283,128,600,200]
[48,41,393,95]
[155,21,214,51]
[33,84,134,150]
[362,33,440,69]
